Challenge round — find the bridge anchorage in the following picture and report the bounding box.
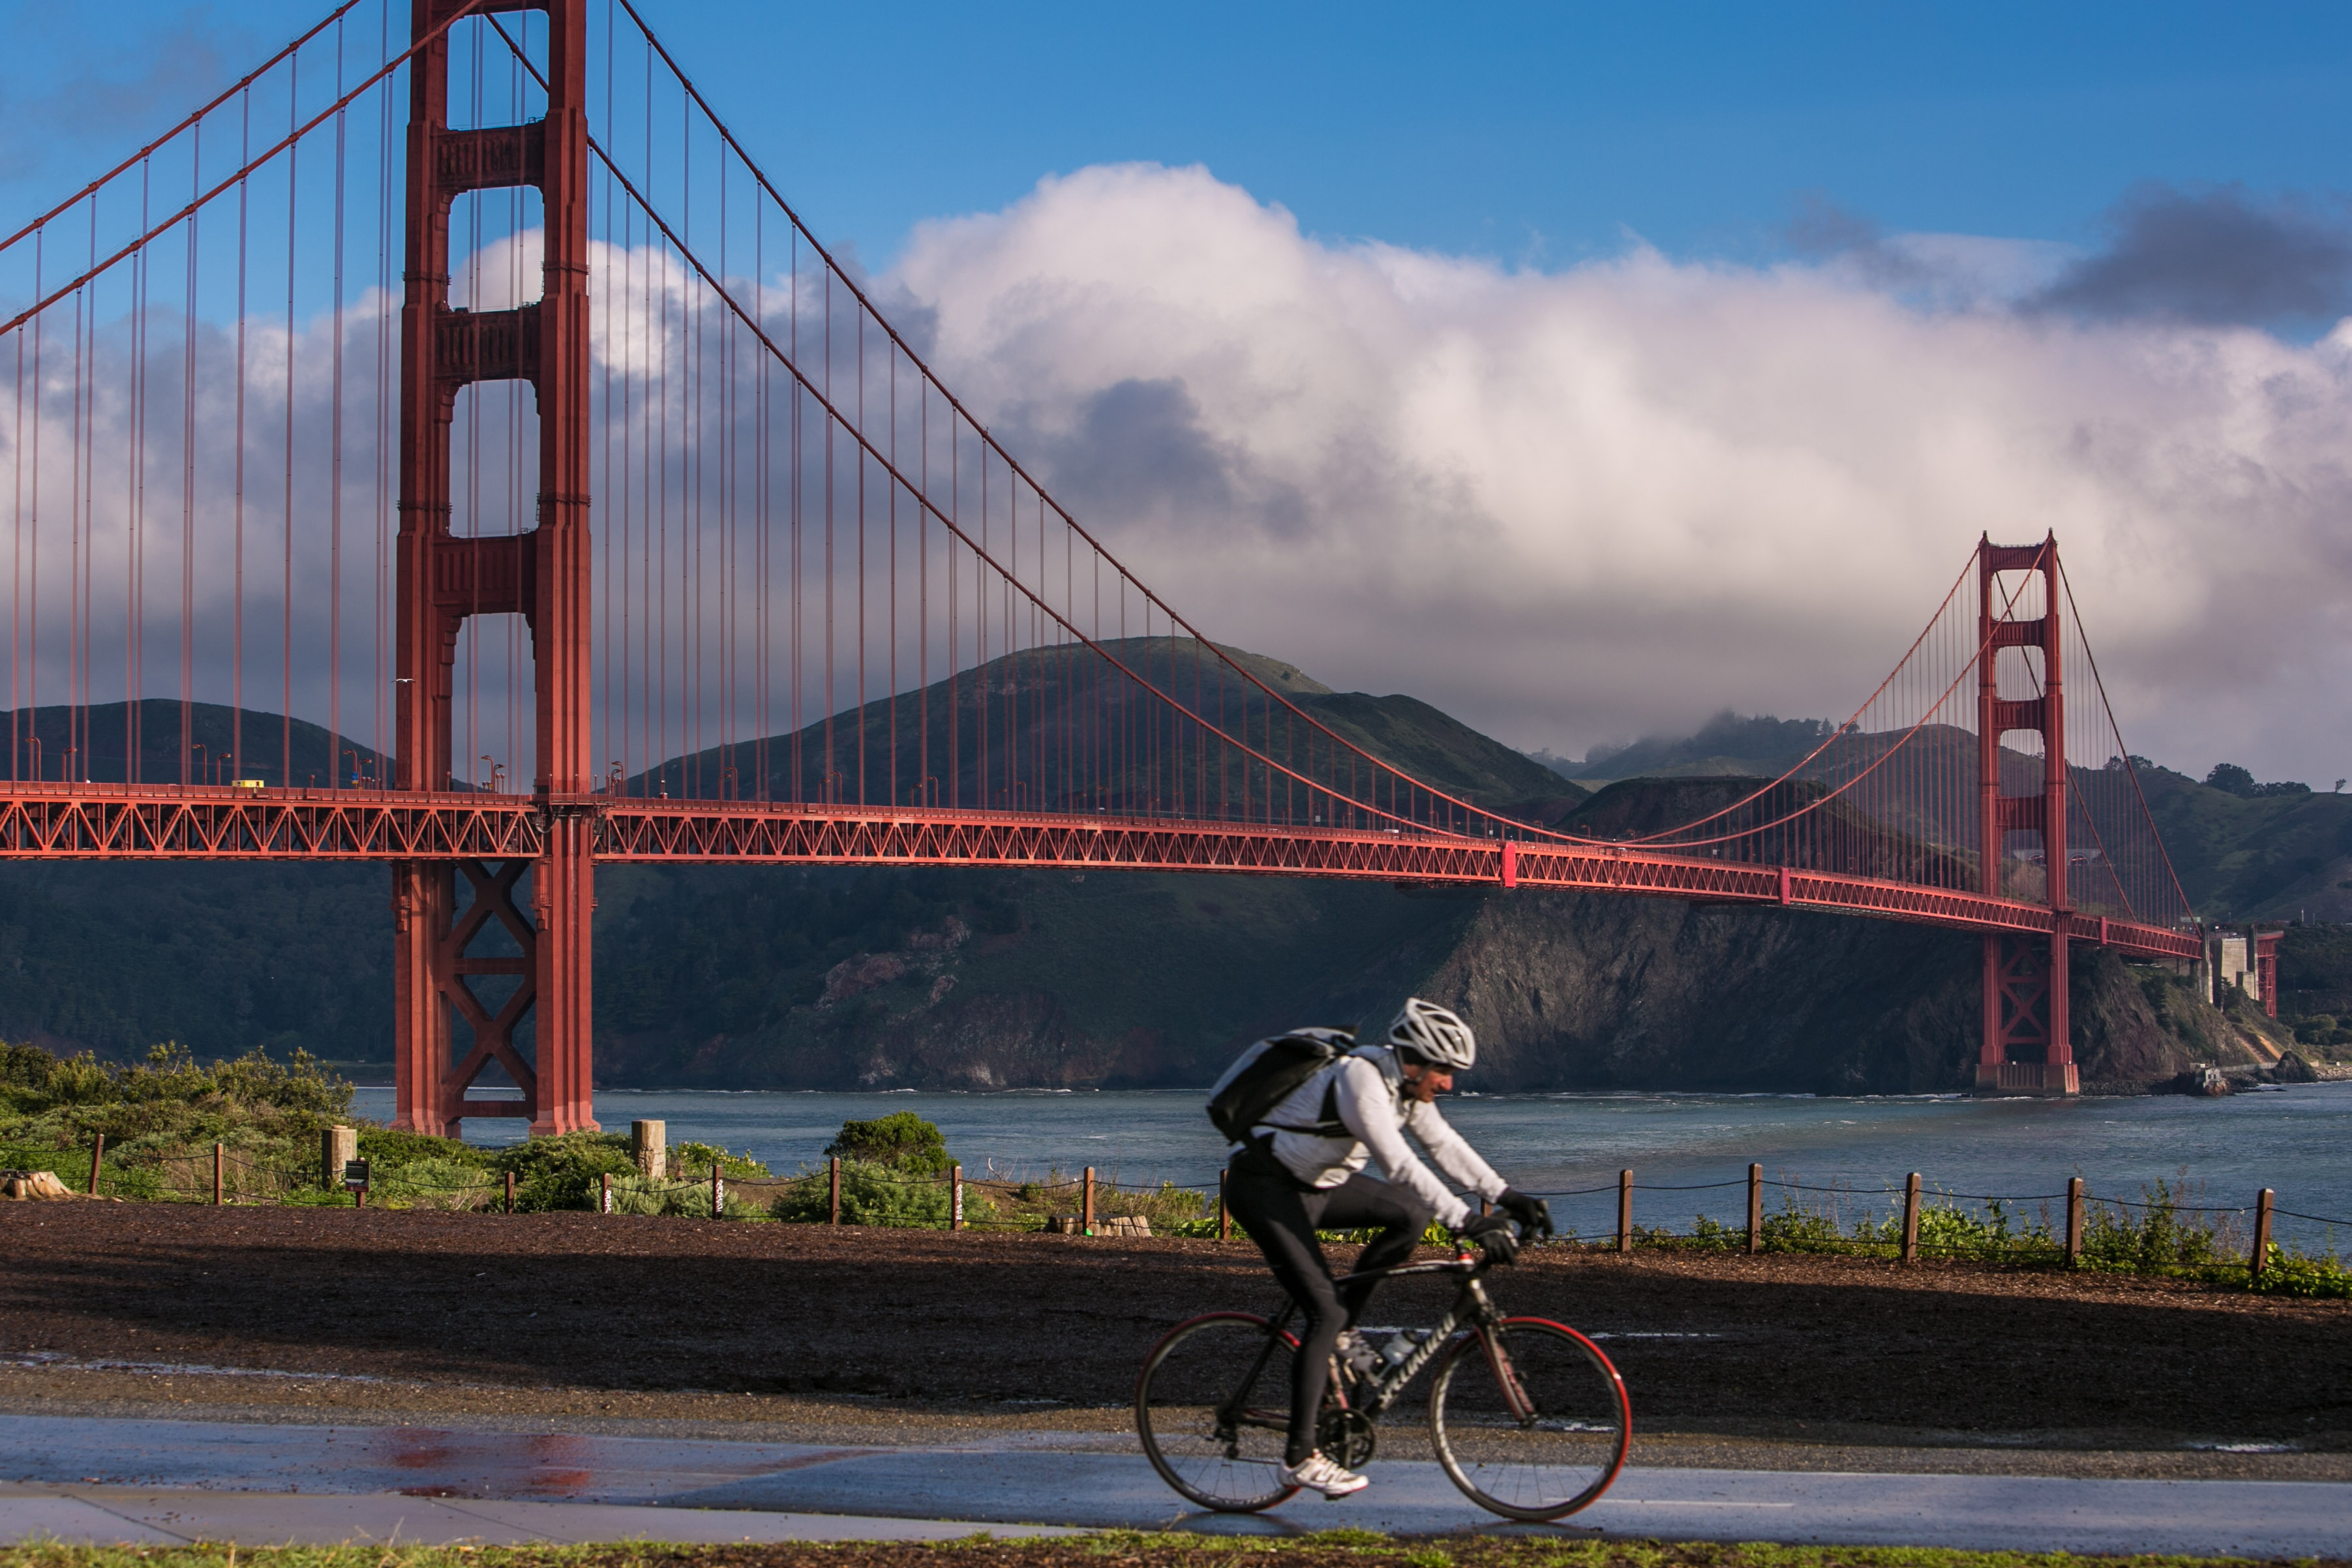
[0,0,2197,1123]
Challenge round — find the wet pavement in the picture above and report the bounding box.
[2,1414,2347,1554]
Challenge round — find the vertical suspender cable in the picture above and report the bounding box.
[329,19,348,787]
[181,125,200,785]
[282,74,297,787]
[234,93,250,780]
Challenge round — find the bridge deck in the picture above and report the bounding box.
[0,784,2199,961]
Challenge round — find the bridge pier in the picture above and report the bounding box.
[1978,933,2079,1095]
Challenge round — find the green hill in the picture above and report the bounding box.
[639,637,1584,825]
[2127,763,2352,922]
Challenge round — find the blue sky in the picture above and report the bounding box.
[6,1,2349,274]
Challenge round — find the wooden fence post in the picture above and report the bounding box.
[1901,1172,1923,1264]
[2065,1176,2084,1268]
[829,1157,841,1225]
[600,1170,612,1215]
[213,1143,224,1207]
[2251,1188,2274,1282]
[505,1169,516,1214]
[87,1133,104,1196]
[1083,1167,1096,1237]
[1746,1163,1762,1255]
[1616,1169,1633,1255]
[1218,1168,1231,1242]
[710,1162,725,1220]
[951,1164,964,1231]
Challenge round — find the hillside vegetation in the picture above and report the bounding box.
[1540,712,2352,923]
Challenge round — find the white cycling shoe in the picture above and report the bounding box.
[1282,1451,1369,1498]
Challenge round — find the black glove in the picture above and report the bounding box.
[1456,1209,1519,1265]
[1496,1187,1553,1239]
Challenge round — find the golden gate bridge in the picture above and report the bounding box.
[0,0,2203,1134]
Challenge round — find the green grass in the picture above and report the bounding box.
[0,1532,2327,1568]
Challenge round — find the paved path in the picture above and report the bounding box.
[3,1415,2347,1555]
[0,1485,1079,1546]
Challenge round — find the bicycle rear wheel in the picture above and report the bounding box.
[1134,1312,1302,1512]
[1428,1317,1629,1520]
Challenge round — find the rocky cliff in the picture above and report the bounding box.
[590,863,2274,1094]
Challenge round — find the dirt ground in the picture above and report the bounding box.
[1,1205,2344,1469]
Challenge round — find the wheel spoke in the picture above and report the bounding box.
[1428,1318,1629,1520]
[1136,1314,1301,1513]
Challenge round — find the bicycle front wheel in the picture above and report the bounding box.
[1134,1312,1302,1512]
[1428,1316,1629,1520]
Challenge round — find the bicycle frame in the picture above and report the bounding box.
[1258,1252,1512,1422]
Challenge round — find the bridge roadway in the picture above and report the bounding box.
[0,783,2201,962]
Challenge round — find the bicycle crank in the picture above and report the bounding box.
[1318,1408,1378,1469]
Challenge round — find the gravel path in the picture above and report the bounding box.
[1,1205,2342,1460]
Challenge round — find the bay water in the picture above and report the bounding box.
[352,1079,2352,1250]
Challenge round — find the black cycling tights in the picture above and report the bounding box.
[1222,1149,1434,1466]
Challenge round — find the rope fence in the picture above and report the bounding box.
[1503,1165,2345,1291]
[5,1134,2344,1293]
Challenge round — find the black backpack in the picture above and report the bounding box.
[1206,1027,1356,1143]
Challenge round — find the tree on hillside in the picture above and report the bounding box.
[2207,763,2257,797]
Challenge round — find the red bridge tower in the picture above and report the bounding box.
[1977,534,2077,1095]
[392,0,597,1136]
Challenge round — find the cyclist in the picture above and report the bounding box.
[1219,997,1553,1499]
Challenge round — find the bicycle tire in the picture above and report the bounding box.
[1134,1312,1303,1512]
[1427,1316,1630,1520]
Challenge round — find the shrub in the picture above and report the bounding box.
[767,1158,1007,1228]
[1685,1214,1740,1250]
[1760,1203,1847,1252]
[669,1140,772,1180]
[1854,1198,2055,1259]
[607,1172,764,1218]
[358,1126,490,1171]
[2254,1246,2352,1299]
[771,1157,955,1226]
[0,1038,354,1198]
[824,1111,954,1174]
[487,1129,636,1211]
[1097,1179,1214,1233]
[2080,1177,2241,1270]
[371,1156,499,1211]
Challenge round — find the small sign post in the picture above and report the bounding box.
[342,1157,371,1209]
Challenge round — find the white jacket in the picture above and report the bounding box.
[1247,1046,1505,1229]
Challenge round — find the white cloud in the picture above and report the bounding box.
[888,162,2352,783]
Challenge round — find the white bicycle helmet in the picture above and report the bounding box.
[1388,997,1476,1070]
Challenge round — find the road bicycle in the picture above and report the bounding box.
[1134,1231,1629,1520]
